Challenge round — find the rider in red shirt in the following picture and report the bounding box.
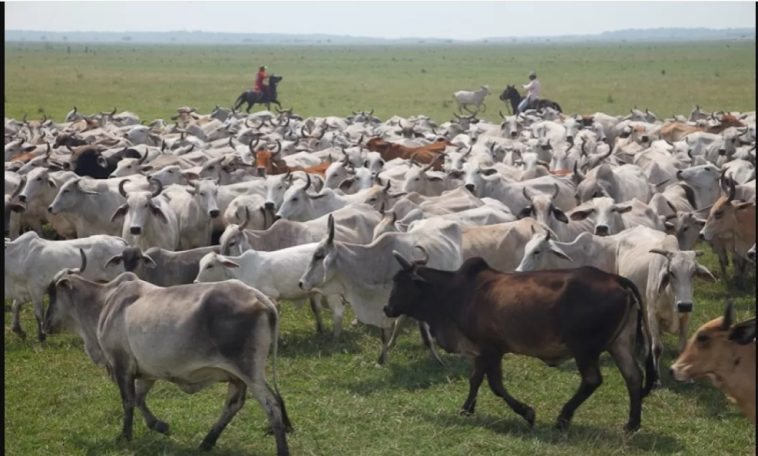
[254,65,269,96]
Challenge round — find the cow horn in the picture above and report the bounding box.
[273,140,282,155]
[499,110,506,120]
[726,178,736,202]
[357,134,364,145]
[149,178,163,198]
[383,179,392,193]
[721,299,734,330]
[463,145,473,157]
[11,176,25,199]
[392,250,414,272]
[76,248,88,274]
[409,152,420,168]
[413,245,429,265]
[522,186,533,202]
[228,137,235,148]
[137,152,148,165]
[423,153,443,172]
[369,108,374,117]
[302,172,312,190]
[118,179,130,198]
[45,142,52,159]
[110,107,117,116]
[327,214,335,244]
[240,207,250,230]
[551,183,559,199]
[649,249,674,261]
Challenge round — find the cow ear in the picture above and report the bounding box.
[569,209,593,221]
[428,176,443,182]
[110,204,128,222]
[664,221,676,234]
[149,202,169,224]
[220,259,240,268]
[728,319,756,345]
[613,204,633,214]
[10,203,25,213]
[481,168,498,176]
[552,207,569,224]
[448,170,463,179]
[104,255,123,267]
[657,270,671,295]
[57,278,72,290]
[48,179,57,188]
[550,246,573,262]
[338,177,355,191]
[96,155,109,168]
[695,263,717,282]
[734,201,754,210]
[141,254,157,268]
[516,206,532,219]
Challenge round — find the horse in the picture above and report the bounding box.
[233,74,283,113]
[499,84,562,114]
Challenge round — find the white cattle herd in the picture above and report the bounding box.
[5,104,756,453]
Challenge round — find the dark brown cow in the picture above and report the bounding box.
[384,254,656,432]
[365,137,449,171]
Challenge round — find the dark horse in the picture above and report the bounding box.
[233,74,283,112]
[499,84,562,114]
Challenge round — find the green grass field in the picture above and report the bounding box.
[4,42,757,455]
[4,41,756,123]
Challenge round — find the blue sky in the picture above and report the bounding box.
[5,1,756,40]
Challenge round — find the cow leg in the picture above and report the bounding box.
[33,298,45,342]
[308,296,325,334]
[327,296,345,339]
[418,322,445,368]
[386,315,405,351]
[608,323,643,432]
[10,299,26,338]
[715,247,729,282]
[646,308,663,386]
[200,380,246,451]
[245,377,290,456]
[556,355,602,431]
[377,328,391,365]
[460,355,488,415]
[114,369,136,442]
[733,255,747,290]
[135,379,169,434]
[485,355,535,426]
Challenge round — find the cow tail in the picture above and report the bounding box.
[267,308,293,431]
[617,276,657,397]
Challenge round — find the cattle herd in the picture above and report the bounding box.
[4,104,756,454]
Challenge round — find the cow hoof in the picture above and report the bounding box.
[115,432,132,444]
[151,420,170,434]
[11,327,26,339]
[522,408,536,427]
[37,332,46,343]
[459,407,475,417]
[555,417,571,431]
[624,422,641,434]
[199,439,215,451]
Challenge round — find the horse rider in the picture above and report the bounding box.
[518,70,541,113]
[254,65,269,97]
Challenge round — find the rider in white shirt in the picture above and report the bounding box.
[518,71,541,113]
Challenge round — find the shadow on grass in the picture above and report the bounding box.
[68,431,262,456]
[420,409,684,453]
[345,354,470,396]
[278,326,364,359]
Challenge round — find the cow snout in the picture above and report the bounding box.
[465,184,475,193]
[718,149,726,156]
[47,205,54,214]
[566,135,573,143]
[748,250,756,262]
[18,195,27,203]
[595,225,609,236]
[641,135,649,143]
[677,302,693,313]
[298,280,304,290]
[209,209,220,218]
[264,202,275,210]
[257,168,266,177]
[510,131,518,138]
[698,230,706,240]
[130,226,142,235]
[676,170,683,180]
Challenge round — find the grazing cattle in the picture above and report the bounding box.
[298,215,463,364]
[221,204,380,255]
[699,179,756,285]
[453,85,491,113]
[195,247,345,338]
[365,137,448,170]
[383,255,655,432]
[671,301,755,424]
[568,197,663,237]
[5,233,127,340]
[104,245,219,286]
[110,180,179,251]
[43,261,291,454]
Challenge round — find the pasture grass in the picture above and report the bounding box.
[4,248,756,455]
[3,41,756,123]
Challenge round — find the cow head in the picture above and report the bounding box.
[569,197,632,236]
[19,167,59,205]
[665,211,706,250]
[104,246,157,272]
[195,252,239,283]
[517,184,568,227]
[275,173,324,221]
[384,247,430,319]
[699,178,754,242]
[649,249,716,313]
[110,179,168,236]
[671,300,756,382]
[219,213,254,256]
[462,161,498,196]
[187,178,220,219]
[48,177,99,215]
[299,214,338,290]
[109,152,148,178]
[43,248,89,338]
[402,154,444,194]
[265,171,296,211]
[516,227,573,272]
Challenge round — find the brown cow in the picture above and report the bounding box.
[251,139,333,177]
[365,137,448,171]
[384,254,656,432]
[671,300,755,424]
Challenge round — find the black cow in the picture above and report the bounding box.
[384,254,656,432]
